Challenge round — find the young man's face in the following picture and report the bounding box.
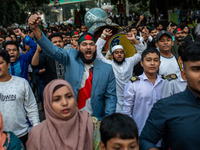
[66,35,71,44]
[72,35,79,41]
[62,34,68,45]
[5,44,20,63]
[141,52,160,75]
[150,29,157,39]
[175,31,183,42]
[156,35,174,52]
[10,35,16,42]
[51,36,64,48]
[112,49,125,64]
[0,56,10,79]
[79,40,96,60]
[182,60,200,97]
[130,28,137,37]
[81,25,87,33]
[100,137,139,150]
[157,24,163,31]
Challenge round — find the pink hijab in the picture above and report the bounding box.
[26,79,93,150]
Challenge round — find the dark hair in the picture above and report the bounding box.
[181,42,200,62]
[9,33,17,39]
[129,26,137,32]
[100,113,138,146]
[53,84,65,93]
[0,49,10,63]
[178,41,193,57]
[48,33,63,41]
[51,27,58,33]
[4,40,19,51]
[141,47,160,61]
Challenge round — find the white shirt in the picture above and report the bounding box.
[159,55,180,75]
[161,72,187,98]
[96,38,146,112]
[79,64,94,115]
[121,73,164,134]
[0,76,39,137]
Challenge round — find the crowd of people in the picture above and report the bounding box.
[0,12,200,150]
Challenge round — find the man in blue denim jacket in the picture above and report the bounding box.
[28,14,117,120]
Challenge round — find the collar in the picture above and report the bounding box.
[184,88,200,105]
[141,72,162,85]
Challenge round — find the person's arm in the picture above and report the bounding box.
[28,14,42,41]
[121,81,135,117]
[28,14,69,66]
[14,29,38,65]
[31,45,42,66]
[140,100,166,150]
[136,15,144,28]
[23,79,40,126]
[96,28,112,64]
[126,32,146,64]
[104,65,117,116]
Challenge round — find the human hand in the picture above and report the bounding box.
[28,14,42,31]
[37,44,42,52]
[102,28,112,37]
[126,32,136,41]
[13,28,22,36]
[139,15,144,21]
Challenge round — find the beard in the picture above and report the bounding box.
[113,57,125,65]
[176,37,182,42]
[79,50,96,64]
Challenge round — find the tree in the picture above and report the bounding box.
[0,0,50,27]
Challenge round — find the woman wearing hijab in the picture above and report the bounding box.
[0,113,24,150]
[26,79,99,150]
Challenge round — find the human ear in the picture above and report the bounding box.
[99,141,106,150]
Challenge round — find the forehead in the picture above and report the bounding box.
[114,49,124,52]
[53,85,70,95]
[184,60,200,68]
[72,35,79,37]
[151,29,157,33]
[51,36,62,41]
[80,40,95,44]
[175,31,182,34]
[144,52,159,58]
[107,137,138,146]
[6,44,17,49]
[131,28,137,31]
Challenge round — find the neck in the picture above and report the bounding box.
[0,74,11,82]
[188,86,200,98]
[144,72,157,85]
[160,51,173,57]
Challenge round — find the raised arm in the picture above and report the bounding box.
[96,28,112,64]
[28,14,42,41]
[28,14,68,66]
[31,44,42,66]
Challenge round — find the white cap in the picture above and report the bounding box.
[111,45,124,53]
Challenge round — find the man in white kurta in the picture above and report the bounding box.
[96,29,146,112]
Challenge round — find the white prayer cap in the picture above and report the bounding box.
[111,45,124,53]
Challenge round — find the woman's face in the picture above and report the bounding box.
[52,86,75,119]
[183,26,189,33]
